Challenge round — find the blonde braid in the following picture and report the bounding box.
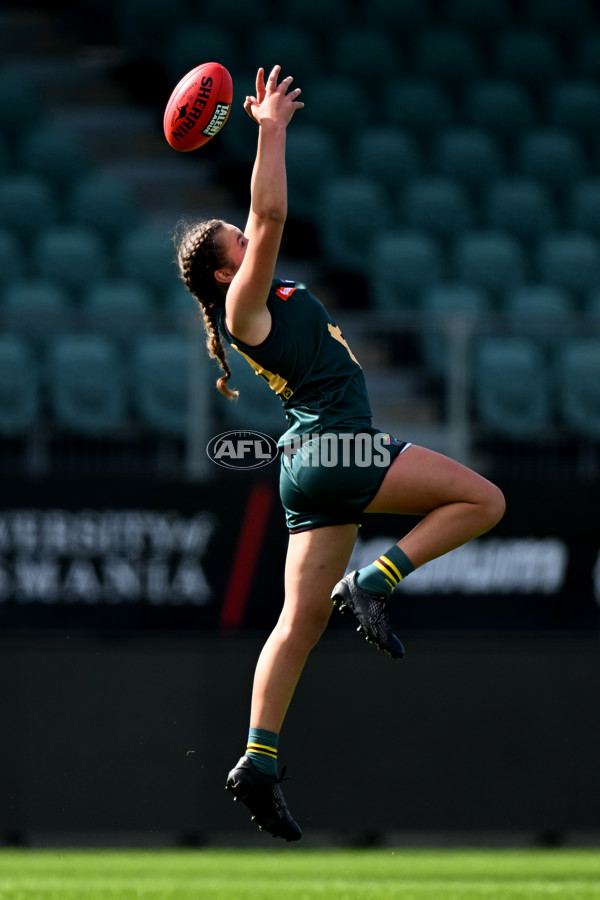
[174,218,238,400]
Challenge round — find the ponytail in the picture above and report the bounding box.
[174,218,238,400]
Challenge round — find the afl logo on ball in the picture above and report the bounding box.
[206,430,279,470]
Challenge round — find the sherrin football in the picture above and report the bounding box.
[163,62,233,151]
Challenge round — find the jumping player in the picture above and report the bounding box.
[175,65,505,841]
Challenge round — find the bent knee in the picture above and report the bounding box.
[276,609,330,651]
[482,482,506,528]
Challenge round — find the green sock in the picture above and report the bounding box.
[245,727,279,777]
[356,544,414,596]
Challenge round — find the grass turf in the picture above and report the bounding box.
[0,848,599,899]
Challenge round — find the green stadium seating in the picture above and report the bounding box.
[47,333,127,435]
[0,173,58,239]
[414,28,483,86]
[34,225,109,297]
[286,126,339,222]
[352,128,420,194]
[517,129,587,193]
[132,334,191,436]
[368,230,444,310]
[68,173,141,245]
[464,81,534,143]
[400,178,473,242]
[431,128,504,192]
[555,338,600,439]
[453,231,526,297]
[420,282,491,377]
[473,335,552,439]
[0,333,39,435]
[317,176,391,274]
[494,30,563,87]
[484,178,557,244]
[536,232,600,296]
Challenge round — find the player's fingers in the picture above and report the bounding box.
[266,64,281,88]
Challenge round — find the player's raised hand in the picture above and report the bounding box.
[244,65,303,126]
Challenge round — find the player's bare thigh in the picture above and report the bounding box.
[363,445,505,518]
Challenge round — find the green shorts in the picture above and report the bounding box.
[279,431,410,532]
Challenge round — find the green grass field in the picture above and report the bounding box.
[0,848,599,899]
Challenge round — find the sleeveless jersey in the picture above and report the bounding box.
[218,280,374,446]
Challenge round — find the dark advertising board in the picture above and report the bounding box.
[0,473,598,633]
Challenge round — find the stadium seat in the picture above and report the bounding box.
[547,81,600,143]
[251,25,322,83]
[575,31,600,79]
[555,338,600,439]
[0,229,24,286]
[0,71,38,141]
[0,134,9,175]
[453,231,526,297]
[420,282,491,377]
[20,124,91,188]
[464,81,534,144]
[301,76,371,141]
[34,225,109,297]
[286,126,339,223]
[383,78,453,138]
[116,0,186,55]
[352,128,420,194]
[47,333,127,436]
[414,29,483,86]
[503,284,574,345]
[332,27,401,81]
[484,178,557,244]
[317,176,391,274]
[567,180,600,239]
[585,288,600,323]
[67,173,141,245]
[431,128,504,192]
[536,232,600,296]
[2,280,70,334]
[443,0,513,33]
[202,0,270,34]
[0,333,39,435]
[0,174,58,239]
[473,335,552,439]
[82,278,157,330]
[523,0,593,33]
[368,230,444,311]
[163,24,239,83]
[132,334,191,436]
[516,129,586,194]
[400,178,473,242]
[364,0,433,30]
[164,286,202,331]
[118,224,176,296]
[494,30,563,87]
[279,0,351,35]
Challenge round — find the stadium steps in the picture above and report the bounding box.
[0,5,234,221]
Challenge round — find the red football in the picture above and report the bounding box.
[163,62,233,151]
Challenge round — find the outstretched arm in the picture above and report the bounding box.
[224,65,303,344]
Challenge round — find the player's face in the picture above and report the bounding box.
[219,223,248,274]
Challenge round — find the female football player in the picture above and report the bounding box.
[175,65,505,841]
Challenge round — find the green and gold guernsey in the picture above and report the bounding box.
[219,280,374,446]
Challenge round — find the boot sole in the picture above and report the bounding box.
[333,595,405,659]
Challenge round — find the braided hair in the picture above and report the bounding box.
[174,217,238,400]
